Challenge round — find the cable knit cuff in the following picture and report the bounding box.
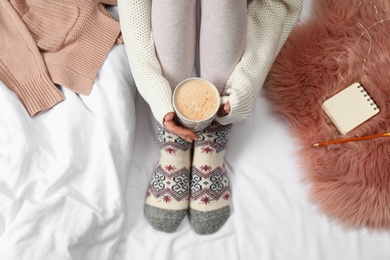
[12,72,64,117]
[146,81,174,124]
[215,78,254,125]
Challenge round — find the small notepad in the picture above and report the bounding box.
[322,82,380,134]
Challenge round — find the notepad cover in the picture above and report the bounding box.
[322,82,380,134]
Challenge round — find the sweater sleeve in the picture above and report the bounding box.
[215,0,303,125]
[0,0,64,117]
[118,0,173,124]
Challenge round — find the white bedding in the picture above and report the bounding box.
[1,0,390,259]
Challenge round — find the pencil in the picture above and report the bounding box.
[312,132,390,147]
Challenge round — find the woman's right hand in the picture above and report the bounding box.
[163,112,199,143]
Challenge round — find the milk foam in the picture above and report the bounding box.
[174,80,218,121]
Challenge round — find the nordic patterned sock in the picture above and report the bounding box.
[145,122,192,233]
[189,122,232,235]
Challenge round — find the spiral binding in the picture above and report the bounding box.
[357,84,379,110]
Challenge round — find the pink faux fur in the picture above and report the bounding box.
[265,0,390,229]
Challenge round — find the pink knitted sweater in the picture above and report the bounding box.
[0,0,122,116]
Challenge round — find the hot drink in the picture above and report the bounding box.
[174,79,218,121]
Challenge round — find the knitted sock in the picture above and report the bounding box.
[189,122,232,235]
[145,122,192,233]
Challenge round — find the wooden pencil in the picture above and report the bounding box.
[312,132,390,147]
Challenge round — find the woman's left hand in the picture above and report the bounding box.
[217,101,231,117]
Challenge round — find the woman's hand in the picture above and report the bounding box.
[217,101,231,117]
[163,112,199,143]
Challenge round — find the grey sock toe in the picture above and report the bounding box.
[189,206,231,235]
[144,204,187,233]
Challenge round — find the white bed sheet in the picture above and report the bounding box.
[0,44,136,259]
[1,0,390,259]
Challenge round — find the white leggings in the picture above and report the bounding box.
[151,0,247,93]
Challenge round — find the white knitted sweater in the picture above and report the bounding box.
[118,0,302,125]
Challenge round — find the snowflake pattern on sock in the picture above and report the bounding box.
[146,123,192,208]
[149,165,190,202]
[191,165,229,201]
[191,122,232,209]
[194,122,231,152]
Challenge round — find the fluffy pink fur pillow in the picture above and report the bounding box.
[265,0,390,229]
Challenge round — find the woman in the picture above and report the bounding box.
[118,0,303,234]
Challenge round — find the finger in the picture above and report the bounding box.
[164,112,175,122]
[176,127,199,141]
[224,101,231,113]
[217,105,228,117]
[165,121,198,141]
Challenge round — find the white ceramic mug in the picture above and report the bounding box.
[172,77,228,131]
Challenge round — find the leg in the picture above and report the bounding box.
[144,123,192,233]
[199,0,247,93]
[190,122,232,234]
[151,0,197,89]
